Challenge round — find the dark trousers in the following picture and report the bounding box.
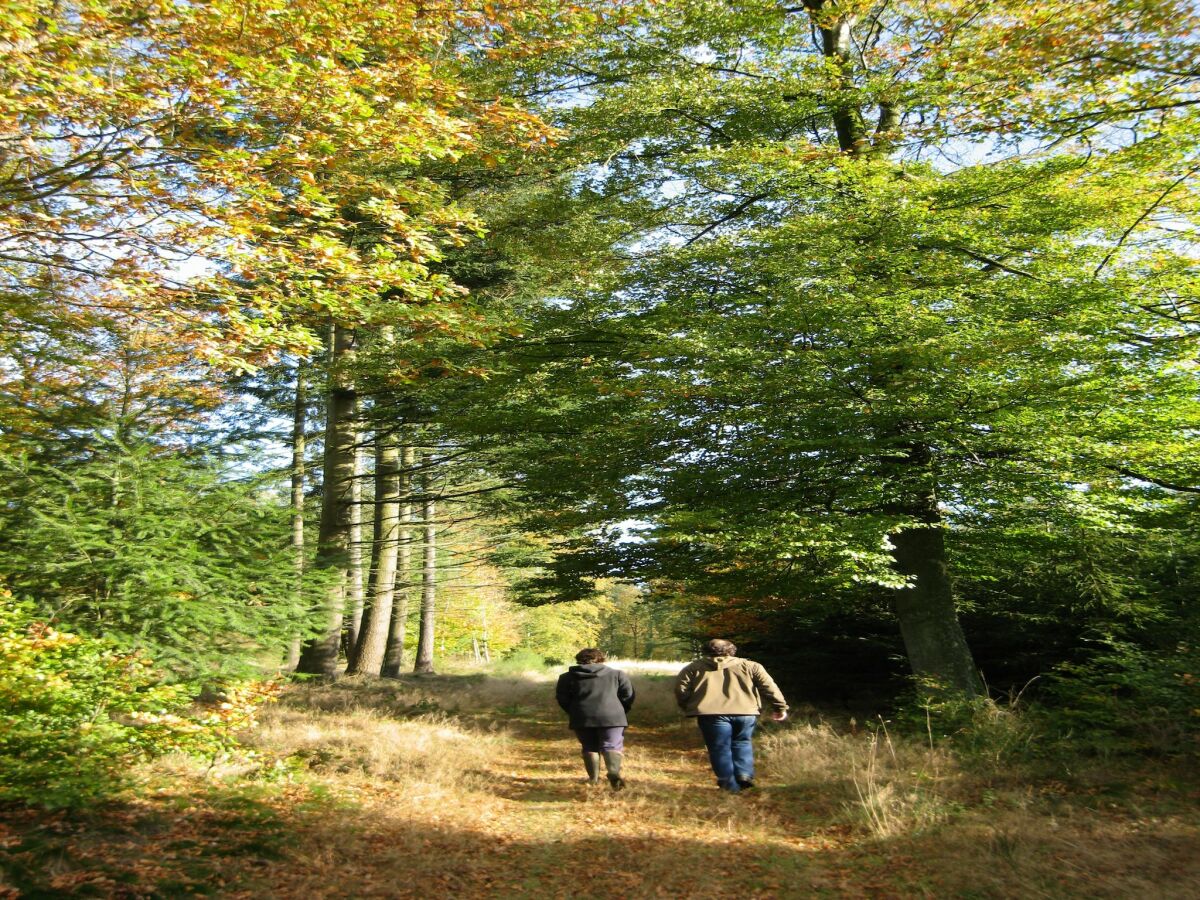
[696,714,757,792]
[572,726,626,753]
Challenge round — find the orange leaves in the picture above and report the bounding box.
[3,0,566,367]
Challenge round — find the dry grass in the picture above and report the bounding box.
[247,708,499,788]
[761,719,958,837]
[276,672,557,715]
[5,671,1199,898]
[918,807,1200,899]
[758,712,1200,896]
[229,675,558,803]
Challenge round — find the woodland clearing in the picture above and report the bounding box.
[3,671,1198,898]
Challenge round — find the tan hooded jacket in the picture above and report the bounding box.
[674,655,788,717]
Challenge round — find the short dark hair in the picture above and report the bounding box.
[703,639,737,657]
[575,648,606,664]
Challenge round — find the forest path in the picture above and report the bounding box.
[233,674,891,899]
[464,706,854,898]
[7,672,1199,898]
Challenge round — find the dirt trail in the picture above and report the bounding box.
[8,673,1200,897]
[472,710,847,897]
[278,680,868,900]
[258,675,1196,899]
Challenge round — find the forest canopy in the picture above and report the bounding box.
[1,0,1198,811]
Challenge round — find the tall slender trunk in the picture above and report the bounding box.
[381,442,414,678]
[412,467,437,675]
[285,363,306,670]
[296,324,357,678]
[347,423,401,675]
[344,442,366,653]
[888,444,982,697]
[480,597,490,663]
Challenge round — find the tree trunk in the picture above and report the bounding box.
[296,324,357,677]
[347,424,401,675]
[480,598,490,663]
[412,469,437,675]
[381,442,414,677]
[888,445,982,697]
[802,1,865,154]
[285,362,306,670]
[344,441,366,653]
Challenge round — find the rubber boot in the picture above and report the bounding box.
[582,751,601,785]
[602,750,625,791]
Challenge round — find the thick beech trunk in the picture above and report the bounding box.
[297,324,357,677]
[888,445,982,697]
[381,442,414,677]
[412,469,437,675]
[347,425,401,675]
[285,364,306,670]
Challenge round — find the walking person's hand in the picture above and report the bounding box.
[770,710,788,722]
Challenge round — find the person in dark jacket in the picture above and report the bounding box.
[555,648,635,789]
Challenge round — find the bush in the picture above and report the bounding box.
[1046,640,1200,755]
[0,597,273,807]
[0,448,314,680]
[491,648,550,675]
[893,676,1042,768]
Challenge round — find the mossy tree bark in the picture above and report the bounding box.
[888,444,982,698]
[285,362,306,670]
[344,442,366,654]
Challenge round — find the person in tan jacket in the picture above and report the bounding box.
[675,639,788,793]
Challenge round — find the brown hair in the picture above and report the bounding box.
[703,639,737,657]
[575,648,607,664]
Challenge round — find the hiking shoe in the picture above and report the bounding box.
[607,773,626,791]
[736,778,756,790]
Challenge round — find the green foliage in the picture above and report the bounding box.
[0,446,318,679]
[900,684,1042,770]
[0,600,262,808]
[898,633,1200,764]
[1047,641,1200,756]
[516,598,611,664]
[491,648,554,675]
[432,0,1200,700]
[595,582,692,660]
[1,0,560,364]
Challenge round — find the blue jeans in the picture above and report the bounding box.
[696,715,757,792]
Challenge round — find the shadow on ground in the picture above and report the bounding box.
[4,673,1200,899]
